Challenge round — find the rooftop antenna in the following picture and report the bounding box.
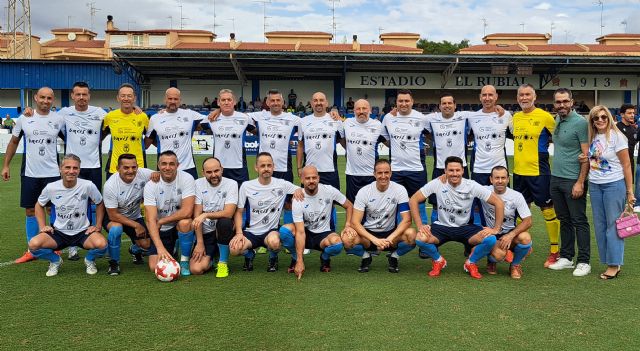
[86,2,100,31]
[168,15,173,29]
[595,0,604,35]
[520,22,525,33]
[550,21,555,43]
[127,20,136,30]
[211,0,222,35]
[329,0,340,43]
[67,15,73,28]
[253,0,271,42]
[227,17,235,34]
[621,20,627,33]
[179,0,189,29]
[564,29,570,43]
[481,18,488,38]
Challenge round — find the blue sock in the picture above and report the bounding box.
[278,227,296,260]
[269,250,279,259]
[107,226,123,262]
[178,231,195,261]
[394,241,415,257]
[346,244,365,257]
[488,255,498,263]
[218,244,230,263]
[130,244,142,254]
[473,211,482,226]
[321,242,343,260]
[419,203,429,226]
[331,208,337,232]
[90,204,97,226]
[469,236,497,264]
[25,216,39,244]
[49,205,56,225]
[283,210,293,224]
[430,210,438,224]
[244,249,255,259]
[416,240,441,260]
[512,242,532,265]
[86,246,107,261]
[31,248,60,262]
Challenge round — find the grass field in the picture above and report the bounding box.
[1,154,640,350]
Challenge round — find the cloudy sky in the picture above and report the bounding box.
[15,0,640,45]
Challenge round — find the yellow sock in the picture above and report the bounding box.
[542,208,560,254]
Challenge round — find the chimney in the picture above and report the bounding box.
[352,34,360,51]
[229,33,239,49]
[106,15,115,31]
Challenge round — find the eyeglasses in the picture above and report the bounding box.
[592,115,608,122]
[554,100,572,105]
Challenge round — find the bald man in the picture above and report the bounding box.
[343,99,385,202]
[2,87,66,263]
[145,87,207,179]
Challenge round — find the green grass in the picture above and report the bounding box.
[1,155,640,350]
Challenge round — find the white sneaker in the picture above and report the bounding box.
[46,258,63,277]
[84,258,98,275]
[573,263,591,277]
[548,257,574,270]
[303,249,311,255]
[68,246,80,260]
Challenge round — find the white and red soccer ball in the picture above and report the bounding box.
[155,259,180,282]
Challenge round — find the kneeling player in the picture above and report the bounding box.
[342,159,416,273]
[28,154,107,276]
[280,165,354,278]
[102,154,159,275]
[482,166,533,279]
[191,157,238,277]
[409,156,504,279]
[229,152,302,272]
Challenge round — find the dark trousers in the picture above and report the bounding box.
[550,176,590,264]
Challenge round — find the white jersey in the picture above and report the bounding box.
[380,110,428,172]
[13,112,65,178]
[103,168,155,220]
[207,112,254,169]
[420,178,491,227]
[292,184,346,233]
[37,179,102,235]
[194,177,238,232]
[249,111,300,172]
[467,110,512,173]
[353,181,409,232]
[238,178,299,235]
[59,106,107,169]
[143,171,195,231]
[481,186,531,234]
[344,118,383,176]
[147,109,204,170]
[298,114,345,172]
[425,111,470,169]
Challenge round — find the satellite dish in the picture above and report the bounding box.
[67,32,76,41]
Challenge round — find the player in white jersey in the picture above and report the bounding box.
[192,157,237,277]
[27,154,107,276]
[146,88,205,180]
[205,89,255,186]
[279,166,355,278]
[230,152,302,272]
[143,151,196,276]
[343,159,416,273]
[2,87,66,264]
[297,92,345,191]
[481,166,532,279]
[343,99,384,203]
[102,154,160,275]
[409,156,504,280]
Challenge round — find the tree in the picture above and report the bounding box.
[417,39,470,55]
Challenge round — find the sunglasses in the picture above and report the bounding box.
[591,115,608,122]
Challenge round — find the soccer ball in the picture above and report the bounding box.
[155,259,180,282]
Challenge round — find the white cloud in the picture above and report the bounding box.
[534,2,552,10]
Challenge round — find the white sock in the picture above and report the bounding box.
[362,251,371,259]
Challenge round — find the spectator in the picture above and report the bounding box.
[296,101,305,113]
[212,97,219,109]
[253,97,262,110]
[286,105,295,113]
[288,89,297,108]
[3,114,15,133]
[616,104,637,178]
[304,101,312,114]
[346,97,355,112]
[203,97,211,108]
[237,96,247,111]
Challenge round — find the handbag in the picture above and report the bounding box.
[616,204,640,239]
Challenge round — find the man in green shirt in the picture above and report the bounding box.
[3,114,15,133]
[547,88,591,277]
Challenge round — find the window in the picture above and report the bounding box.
[132,35,144,47]
[109,35,128,47]
[148,35,166,47]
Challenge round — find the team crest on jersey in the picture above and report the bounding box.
[449,215,456,223]
[399,142,406,150]
[38,146,45,156]
[518,142,523,152]
[270,140,276,149]
[221,191,227,198]
[224,140,231,149]
[137,121,142,127]
[258,200,272,207]
[67,222,74,230]
[447,138,453,147]
[262,216,270,224]
[123,143,130,152]
[485,141,491,151]
[324,198,331,205]
[80,136,87,146]
[315,141,321,150]
[533,121,540,126]
[177,188,182,195]
[59,205,67,212]
[173,140,179,149]
[356,147,362,155]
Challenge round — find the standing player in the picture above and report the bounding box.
[343,159,416,273]
[2,87,65,263]
[103,83,149,178]
[280,165,354,278]
[230,152,302,272]
[510,84,561,268]
[343,99,384,202]
[143,151,196,276]
[409,156,504,279]
[481,166,533,279]
[102,154,158,275]
[192,157,237,277]
[146,88,206,179]
[27,154,107,276]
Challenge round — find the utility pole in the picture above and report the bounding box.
[7,0,32,59]
[86,2,100,31]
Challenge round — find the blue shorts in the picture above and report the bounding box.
[430,223,482,245]
[79,167,103,191]
[471,172,491,186]
[304,229,334,251]
[47,229,91,250]
[364,229,395,251]
[20,176,61,208]
[391,170,427,199]
[429,167,469,205]
[201,231,218,258]
[346,175,375,203]
[272,170,294,182]
[244,228,278,249]
[148,227,179,256]
[513,174,552,207]
[182,167,198,180]
[103,217,148,243]
[223,167,249,187]
[318,171,340,190]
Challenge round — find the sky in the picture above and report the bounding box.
[11,0,640,45]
